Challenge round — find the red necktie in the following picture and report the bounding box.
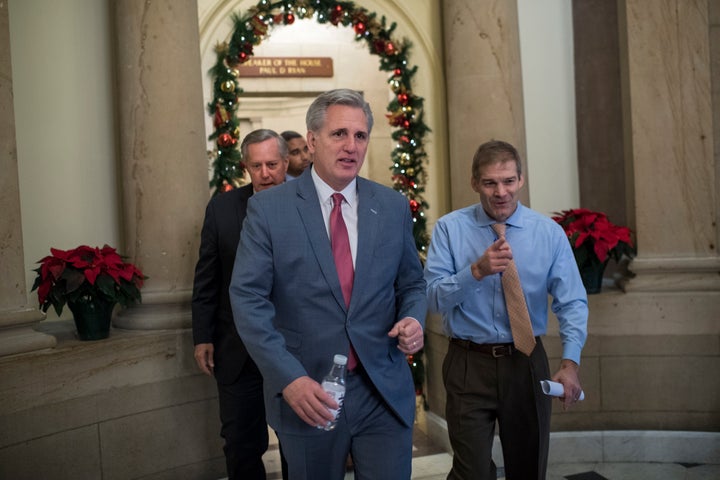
[491,223,536,356]
[330,193,358,370]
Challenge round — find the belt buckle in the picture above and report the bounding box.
[492,345,511,358]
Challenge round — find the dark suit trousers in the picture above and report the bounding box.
[443,338,552,480]
[217,358,269,480]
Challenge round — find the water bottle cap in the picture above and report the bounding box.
[333,354,348,365]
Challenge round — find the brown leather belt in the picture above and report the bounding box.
[450,338,516,358]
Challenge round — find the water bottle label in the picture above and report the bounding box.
[320,381,345,430]
[322,381,345,418]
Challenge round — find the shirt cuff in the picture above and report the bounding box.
[562,344,583,365]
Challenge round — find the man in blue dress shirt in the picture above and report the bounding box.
[424,139,589,480]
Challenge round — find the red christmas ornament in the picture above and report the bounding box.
[397,93,409,105]
[285,13,295,24]
[373,39,386,54]
[402,119,411,130]
[394,68,402,76]
[238,52,248,63]
[331,5,343,25]
[392,174,410,187]
[221,181,234,193]
[251,15,269,35]
[217,132,237,148]
[354,21,366,35]
[214,105,230,128]
[409,199,419,212]
[385,42,396,56]
[386,111,406,127]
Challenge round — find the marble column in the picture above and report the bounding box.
[619,0,720,291]
[441,0,528,210]
[112,0,209,329]
[0,3,56,355]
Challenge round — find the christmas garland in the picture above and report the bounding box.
[208,0,429,397]
[207,0,430,258]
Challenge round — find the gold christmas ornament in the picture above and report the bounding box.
[214,42,229,55]
[221,80,236,93]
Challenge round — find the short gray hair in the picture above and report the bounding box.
[240,129,288,160]
[306,89,374,134]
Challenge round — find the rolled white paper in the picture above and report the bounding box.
[540,380,585,401]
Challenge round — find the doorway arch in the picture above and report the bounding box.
[200,0,444,255]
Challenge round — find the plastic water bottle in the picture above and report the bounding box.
[319,354,347,431]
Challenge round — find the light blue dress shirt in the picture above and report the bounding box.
[424,202,588,363]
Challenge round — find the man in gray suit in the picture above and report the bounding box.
[229,89,427,480]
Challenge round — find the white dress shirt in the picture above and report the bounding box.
[311,167,358,267]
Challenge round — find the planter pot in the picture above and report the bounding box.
[578,260,608,294]
[67,297,116,340]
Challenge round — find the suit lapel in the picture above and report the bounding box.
[295,172,348,311]
[235,184,253,231]
[352,178,380,310]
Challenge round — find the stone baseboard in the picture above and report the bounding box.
[424,411,720,466]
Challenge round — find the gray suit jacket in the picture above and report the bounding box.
[229,168,427,435]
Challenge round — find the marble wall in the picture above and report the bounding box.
[442,0,528,210]
[0,325,225,479]
[0,0,56,356]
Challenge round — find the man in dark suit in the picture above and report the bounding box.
[229,89,427,480]
[192,129,288,480]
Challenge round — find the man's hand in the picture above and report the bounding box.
[388,317,424,354]
[471,238,513,280]
[282,376,338,428]
[552,359,583,411]
[194,343,215,376]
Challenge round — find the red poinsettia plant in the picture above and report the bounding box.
[31,244,146,316]
[552,209,635,268]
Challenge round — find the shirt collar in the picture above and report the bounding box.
[474,202,525,229]
[311,166,358,206]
